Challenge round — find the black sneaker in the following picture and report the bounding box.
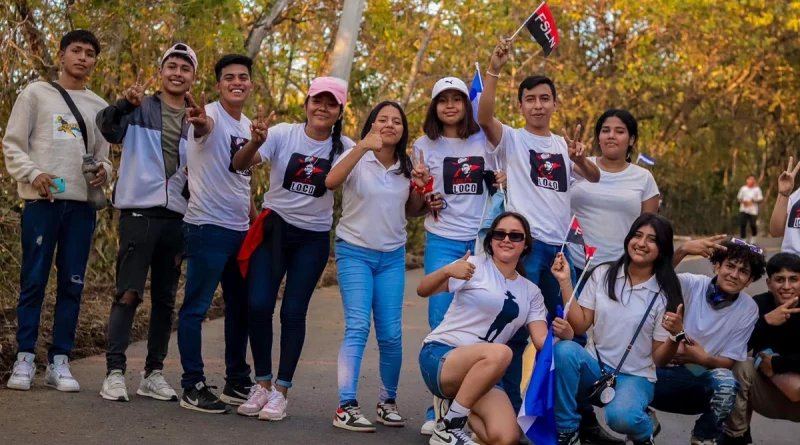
[220,381,252,406]
[719,433,752,445]
[558,431,580,445]
[333,401,375,433]
[646,407,662,437]
[180,382,230,414]
[579,417,625,444]
[430,417,477,445]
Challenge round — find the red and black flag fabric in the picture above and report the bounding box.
[523,2,560,57]
[564,215,597,262]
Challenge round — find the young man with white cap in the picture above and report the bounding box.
[412,76,507,435]
[176,53,262,414]
[95,43,197,402]
[231,76,355,421]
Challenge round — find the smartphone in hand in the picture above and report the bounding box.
[49,177,66,194]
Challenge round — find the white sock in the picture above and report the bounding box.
[444,400,470,422]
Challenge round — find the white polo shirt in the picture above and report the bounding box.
[335,148,411,251]
[781,188,800,255]
[413,132,496,241]
[489,125,578,245]
[258,123,355,232]
[581,265,669,382]
[678,273,759,362]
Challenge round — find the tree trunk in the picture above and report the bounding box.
[401,6,441,108]
[327,0,366,83]
[244,0,290,60]
[14,0,59,80]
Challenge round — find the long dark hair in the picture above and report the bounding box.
[359,101,411,178]
[482,212,533,278]
[303,96,345,160]
[422,91,481,140]
[594,109,638,163]
[604,213,683,311]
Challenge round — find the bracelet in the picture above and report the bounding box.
[486,71,500,78]
[411,176,434,195]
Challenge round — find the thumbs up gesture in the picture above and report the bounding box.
[250,105,276,146]
[124,69,155,107]
[662,304,684,336]
[357,123,384,153]
[446,251,475,280]
[765,297,800,326]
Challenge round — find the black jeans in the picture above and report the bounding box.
[738,212,757,238]
[105,211,184,374]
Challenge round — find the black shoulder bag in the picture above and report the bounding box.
[588,287,661,407]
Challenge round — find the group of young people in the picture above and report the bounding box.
[3,30,799,445]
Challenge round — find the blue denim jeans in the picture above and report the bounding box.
[178,223,251,389]
[501,241,579,414]
[423,231,475,420]
[652,366,740,440]
[554,341,655,441]
[335,240,405,405]
[16,200,96,363]
[247,222,330,388]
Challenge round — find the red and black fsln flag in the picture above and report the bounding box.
[524,3,560,57]
[566,216,597,261]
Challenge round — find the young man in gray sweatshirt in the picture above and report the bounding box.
[3,30,111,393]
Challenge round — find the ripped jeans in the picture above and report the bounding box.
[651,365,740,441]
[16,200,96,363]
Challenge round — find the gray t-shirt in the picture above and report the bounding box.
[161,102,184,178]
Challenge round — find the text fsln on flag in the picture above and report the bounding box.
[522,2,560,57]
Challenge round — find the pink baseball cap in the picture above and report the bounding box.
[161,43,198,73]
[308,77,348,105]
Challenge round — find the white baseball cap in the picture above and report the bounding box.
[431,77,469,100]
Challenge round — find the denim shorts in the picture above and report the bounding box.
[419,341,504,399]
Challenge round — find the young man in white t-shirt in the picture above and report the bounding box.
[736,175,763,243]
[176,54,262,414]
[651,240,765,444]
[769,157,800,255]
[477,38,601,418]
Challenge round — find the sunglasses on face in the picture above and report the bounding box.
[491,230,526,243]
[731,237,764,255]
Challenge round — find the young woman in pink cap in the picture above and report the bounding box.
[413,76,506,435]
[231,76,354,421]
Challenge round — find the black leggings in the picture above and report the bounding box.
[739,212,757,238]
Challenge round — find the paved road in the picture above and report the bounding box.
[1,241,798,444]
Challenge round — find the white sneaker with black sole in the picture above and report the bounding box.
[430,417,478,445]
[6,352,35,391]
[45,355,80,392]
[100,370,129,401]
[333,403,375,432]
[137,370,178,401]
[180,381,230,414]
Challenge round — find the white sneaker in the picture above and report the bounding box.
[237,385,271,417]
[100,370,129,401]
[45,355,80,392]
[421,420,436,436]
[6,352,35,390]
[137,370,178,401]
[258,388,288,421]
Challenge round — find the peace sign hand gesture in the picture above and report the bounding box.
[250,105,276,146]
[564,124,587,164]
[410,148,430,188]
[778,156,800,197]
[765,297,800,326]
[125,69,155,107]
[185,91,209,130]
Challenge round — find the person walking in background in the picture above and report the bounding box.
[737,175,763,243]
[3,30,111,393]
[95,43,197,403]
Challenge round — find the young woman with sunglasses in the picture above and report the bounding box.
[323,101,427,432]
[417,212,571,445]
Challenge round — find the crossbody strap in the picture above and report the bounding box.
[49,81,88,153]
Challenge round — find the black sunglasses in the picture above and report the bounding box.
[491,230,526,243]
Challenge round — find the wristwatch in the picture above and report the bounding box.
[670,331,687,343]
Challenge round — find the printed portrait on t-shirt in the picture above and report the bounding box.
[788,200,800,229]
[443,156,484,195]
[228,136,252,176]
[529,151,567,192]
[282,153,331,198]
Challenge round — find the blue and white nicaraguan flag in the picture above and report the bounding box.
[517,324,558,445]
[637,153,656,166]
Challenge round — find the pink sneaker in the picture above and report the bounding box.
[237,385,270,417]
[258,388,288,421]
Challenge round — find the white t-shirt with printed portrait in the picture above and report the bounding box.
[258,122,355,232]
[424,255,547,348]
[413,132,497,242]
[580,264,669,382]
[184,101,252,232]
[780,188,800,255]
[489,125,578,245]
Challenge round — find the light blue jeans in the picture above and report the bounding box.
[423,231,476,420]
[335,239,406,406]
[554,341,655,441]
